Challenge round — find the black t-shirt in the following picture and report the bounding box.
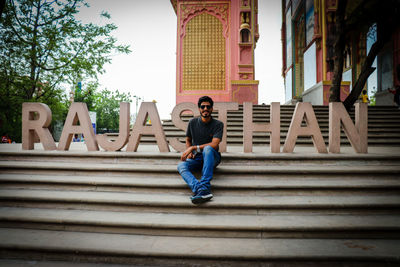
[186,116,223,150]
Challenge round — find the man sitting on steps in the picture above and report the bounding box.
[177,96,223,204]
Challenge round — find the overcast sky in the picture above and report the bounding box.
[78,0,284,119]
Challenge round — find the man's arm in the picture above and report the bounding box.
[185,136,192,148]
[181,137,194,161]
[180,137,221,161]
[197,138,221,151]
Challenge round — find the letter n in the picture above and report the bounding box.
[126,102,169,152]
[329,102,367,153]
[58,102,99,151]
[22,103,56,150]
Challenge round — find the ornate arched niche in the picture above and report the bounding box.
[179,3,230,92]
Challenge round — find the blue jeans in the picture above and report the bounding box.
[177,145,221,193]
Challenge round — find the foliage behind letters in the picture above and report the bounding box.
[0,0,130,141]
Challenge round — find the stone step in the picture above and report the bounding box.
[155,131,400,138]
[0,151,181,165]
[0,228,399,264]
[215,105,399,110]
[177,112,400,117]
[166,122,400,130]
[240,104,399,108]
[220,113,400,119]
[0,207,399,239]
[237,105,400,109]
[1,174,399,190]
[220,138,400,145]
[1,189,399,210]
[1,175,400,198]
[138,136,400,145]
[165,118,400,123]
[162,124,400,131]
[0,260,133,267]
[165,116,400,124]
[2,151,399,165]
[161,126,400,132]
[0,145,399,265]
[181,110,400,115]
[175,107,400,113]
[157,136,400,145]
[1,161,399,175]
[161,121,400,129]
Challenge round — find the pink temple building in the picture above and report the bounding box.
[170,0,259,104]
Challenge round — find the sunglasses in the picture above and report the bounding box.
[200,105,212,110]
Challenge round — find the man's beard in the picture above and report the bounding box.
[201,110,211,118]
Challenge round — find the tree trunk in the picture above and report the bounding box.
[0,0,5,19]
[28,1,42,99]
[329,0,348,102]
[343,21,394,111]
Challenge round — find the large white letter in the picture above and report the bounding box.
[126,102,169,152]
[283,102,327,153]
[213,102,239,152]
[329,102,368,153]
[22,103,56,150]
[243,102,280,153]
[97,102,130,151]
[58,102,99,151]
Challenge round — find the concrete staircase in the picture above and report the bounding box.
[135,105,400,146]
[0,104,400,266]
[0,147,400,266]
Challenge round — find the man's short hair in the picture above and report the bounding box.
[198,96,214,108]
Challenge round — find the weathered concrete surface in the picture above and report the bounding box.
[1,207,399,231]
[0,188,399,208]
[0,228,399,260]
[1,142,400,155]
[0,142,399,265]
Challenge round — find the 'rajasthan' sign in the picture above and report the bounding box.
[22,101,368,153]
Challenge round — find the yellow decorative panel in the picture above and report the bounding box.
[182,13,225,91]
[295,63,304,96]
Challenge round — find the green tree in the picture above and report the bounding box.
[73,81,99,111]
[0,0,130,142]
[95,89,132,133]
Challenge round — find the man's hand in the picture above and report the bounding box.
[181,146,195,161]
[187,151,195,159]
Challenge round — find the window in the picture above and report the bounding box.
[286,7,292,68]
[305,0,314,45]
[285,68,293,102]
